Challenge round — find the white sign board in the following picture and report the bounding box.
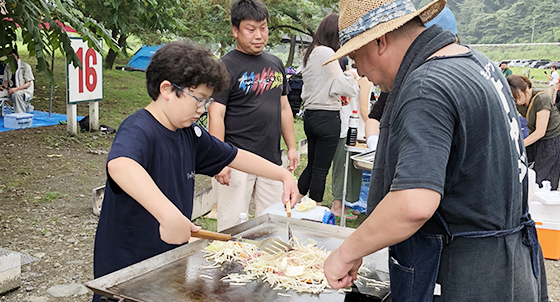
[67,38,103,104]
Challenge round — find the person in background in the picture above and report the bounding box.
[0,48,34,113]
[322,0,547,300]
[92,41,298,302]
[331,65,372,219]
[545,65,559,104]
[296,13,357,205]
[508,75,560,190]
[500,61,513,77]
[208,0,298,232]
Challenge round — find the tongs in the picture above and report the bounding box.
[192,229,292,254]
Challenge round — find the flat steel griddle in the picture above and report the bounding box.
[85,214,390,302]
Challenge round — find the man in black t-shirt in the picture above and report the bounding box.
[208,0,299,231]
[322,1,547,301]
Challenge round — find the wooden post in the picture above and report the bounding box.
[89,101,99,132]
[67,103,77,135]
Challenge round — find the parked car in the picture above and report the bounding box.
[519,60,536,67]
[509,59,524,67]
[530,60,550,69]
[540,61,559,69]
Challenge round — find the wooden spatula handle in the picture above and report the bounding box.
[191,229,233,241]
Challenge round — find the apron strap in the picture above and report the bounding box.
[434,210,540,278]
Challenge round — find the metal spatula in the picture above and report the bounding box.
[192,229,292,254]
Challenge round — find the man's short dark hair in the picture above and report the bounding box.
[146,41,230,101]
[230,0,269,28]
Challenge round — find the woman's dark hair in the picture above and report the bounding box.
[146,40,230,101]
[303,13,340,67]
[507,75,532,100]
[230,0,269,29]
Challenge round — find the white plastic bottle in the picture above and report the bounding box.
[346,110,359,146]
[237,212,249,225]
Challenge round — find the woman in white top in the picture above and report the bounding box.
[297,13,357,204]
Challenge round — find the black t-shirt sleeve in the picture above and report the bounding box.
[194,126,238,176]
[212,57,233,106]
[390,96,455,195]
[369,91,389,121]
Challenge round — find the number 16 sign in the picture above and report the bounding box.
[67,37,103,104]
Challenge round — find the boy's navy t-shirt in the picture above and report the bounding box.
[93,109,237,279]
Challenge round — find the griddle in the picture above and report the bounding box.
[85,214,390,302]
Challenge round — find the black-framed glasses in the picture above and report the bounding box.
[170,82,214,108]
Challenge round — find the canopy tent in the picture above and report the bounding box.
[124,45,164,72]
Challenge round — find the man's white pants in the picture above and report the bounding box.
[214,168,283,232]
[0,90,32,113]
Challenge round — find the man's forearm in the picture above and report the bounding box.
[365,118,380,137]
[208,119,225,141]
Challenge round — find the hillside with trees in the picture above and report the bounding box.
[413,0,560,44]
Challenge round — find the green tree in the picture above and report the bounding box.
[0,0,113,81]
[75,0,199,70]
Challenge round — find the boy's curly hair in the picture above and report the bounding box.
[146,41,230,100]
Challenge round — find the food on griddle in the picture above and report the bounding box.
[202,237,330,294]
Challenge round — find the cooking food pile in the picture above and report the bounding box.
[201,237,390,295]
[202,237,332,294]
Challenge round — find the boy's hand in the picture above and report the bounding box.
[159,212,201,245]
[214,166,231,185]
[282,172,299,208]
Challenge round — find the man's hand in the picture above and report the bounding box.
[159,211,201,245]
[8,87,17,95]
[214,166,231,185]
[323,247,362,289]
[286,148,299,172]
[341,96,350,106]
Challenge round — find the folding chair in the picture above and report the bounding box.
[0,95,33,116]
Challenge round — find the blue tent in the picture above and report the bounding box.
[125,45,164,71]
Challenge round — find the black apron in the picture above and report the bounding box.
[388,211,540,302]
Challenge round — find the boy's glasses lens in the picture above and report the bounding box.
[170,82,213,108]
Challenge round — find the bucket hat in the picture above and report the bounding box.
[325,0,446,64]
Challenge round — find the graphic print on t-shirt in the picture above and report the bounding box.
[480,60,528,184]
[238,67,284,95]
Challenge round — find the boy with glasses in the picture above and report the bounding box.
[92,41,298,302]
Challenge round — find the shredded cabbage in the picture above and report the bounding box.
[202,237,331,294]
